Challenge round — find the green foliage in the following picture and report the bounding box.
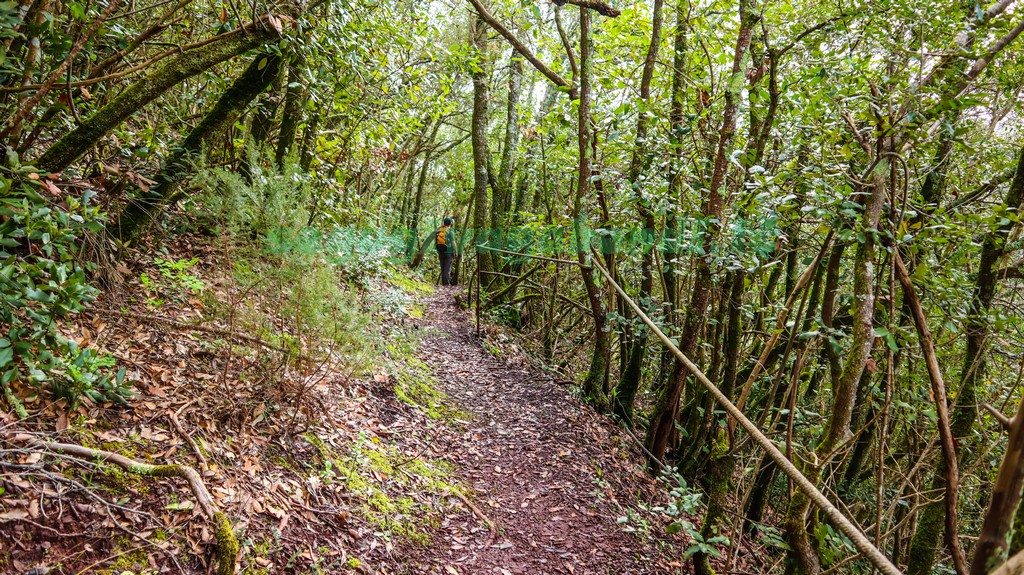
[154,257,205,293]
[194,152,312,237]
[193,154,377,374]
[0,155,133,411]
[325,226,407,286]
[618,471,728,558]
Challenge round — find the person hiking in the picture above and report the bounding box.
[432,217,457,286]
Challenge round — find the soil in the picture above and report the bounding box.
[394,288,683,575]
[0,267,694,575]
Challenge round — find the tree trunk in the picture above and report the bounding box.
[694,268,743,575]
[470,12,493,279]
[275,51,306,168]
[573,6,609,411]
[299,112,320,172]
[969,146,1024,575]
[645,0,759,466]
[908,143,1024,575]
[407,150,433,267]
[114,52,284,240]
[612,0,663,425]
[488,54,524,300]
[784,161,888,575]
[37,17,285,173]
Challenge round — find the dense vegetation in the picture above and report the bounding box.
[2,0,1024,572]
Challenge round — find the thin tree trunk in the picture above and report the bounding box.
[909,143,1024,574]
[613,0,663,425]
[645,0,759,466]
[783,161,888,575]
[470,12,493,279]
[895,251,970,575]
[573,6,609,411]
[275,51,306,167]
[408,150,433,267]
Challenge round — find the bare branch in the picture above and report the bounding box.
[465,0,576,98]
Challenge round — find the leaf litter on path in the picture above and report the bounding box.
[396,289,688,574]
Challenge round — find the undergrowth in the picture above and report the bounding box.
[303,432,463,546]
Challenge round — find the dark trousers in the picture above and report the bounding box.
[438,248,454,285]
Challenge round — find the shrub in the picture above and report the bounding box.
[0,152,133,414]
[192,156,377,374]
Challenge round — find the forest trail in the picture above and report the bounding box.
[400,288,676,575]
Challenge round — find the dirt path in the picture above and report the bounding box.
[401,289,677,575]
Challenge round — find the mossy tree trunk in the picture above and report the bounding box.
[908,144,1024,575]
[470,12,493,279]
[36,17,284,173]
[407,149,433,267]
[115,52,284,240]
[572,6,610,412]
[653,0,687,408]
[694,269,744,575]
[489,54,523,296]
[613,0,662,425]
[275,50,306,168]
[645,0,758,466]
[783,162,888,575]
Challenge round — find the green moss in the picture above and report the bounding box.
[302,432,463,546]
[214,512,240,575]
[387,269,435,297]
[102,537,148,574]
[388,351,467,422]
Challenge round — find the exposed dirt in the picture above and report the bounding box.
[395,288,683,575]
[0,252,695,575]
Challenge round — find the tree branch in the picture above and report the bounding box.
[557,0,621,17]
[465,0,576,98]
[894,250,970,575]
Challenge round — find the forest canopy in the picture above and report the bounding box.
[2,0,1024,573]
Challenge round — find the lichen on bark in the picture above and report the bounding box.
[36,18,284,173]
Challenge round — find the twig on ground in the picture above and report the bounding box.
[449,489,497,548]
[170,401,209,471]
[89,306,312,360]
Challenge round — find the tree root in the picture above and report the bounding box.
[21,437,238,575]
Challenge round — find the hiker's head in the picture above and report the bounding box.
[443,217,453,226]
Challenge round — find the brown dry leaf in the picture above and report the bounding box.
[0,510,29,521]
